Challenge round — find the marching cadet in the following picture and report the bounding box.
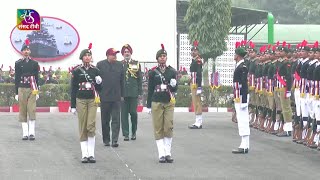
[147,44,178,163]
[232,43,250,154]
[188,41,204,129]
[275,42,293,137]
[14,39,39,141]
[70,43,102,163]
[296,41,311,144]
[121,44,142,141]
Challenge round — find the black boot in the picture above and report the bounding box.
[165,155,174,163]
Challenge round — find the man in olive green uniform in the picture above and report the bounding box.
[121,44,142,141]
[147,44,177,163]
[70,43,102,163]
[276,43,293,137]
[14,39,39,141]
[189,41,204,129]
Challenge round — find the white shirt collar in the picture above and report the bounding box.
[309,59,318,65]
[235,59,244,68]
[302,58,309,64]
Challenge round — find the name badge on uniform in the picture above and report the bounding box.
[160,84,166,90]
[85,82,92,89]
[131,65,138,69]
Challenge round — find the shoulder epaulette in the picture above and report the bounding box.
[72,64,81,71]
[151,66,157,71]
[16,59,23,63]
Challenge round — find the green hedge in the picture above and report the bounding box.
[0,83,233,107]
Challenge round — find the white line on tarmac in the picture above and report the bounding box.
[97,131,142,180]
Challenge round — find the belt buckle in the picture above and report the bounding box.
[160,84,166,90]
[85,82,92,89]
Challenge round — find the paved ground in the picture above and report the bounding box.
[0,112,319,180]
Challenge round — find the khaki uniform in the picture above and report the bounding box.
[14,57,39,139]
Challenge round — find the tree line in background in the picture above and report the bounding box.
[232,0,320,24]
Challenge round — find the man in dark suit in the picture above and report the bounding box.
[232,42,250,154]
[97,48,124,147]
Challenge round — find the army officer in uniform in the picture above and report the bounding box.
[121,44,142,141]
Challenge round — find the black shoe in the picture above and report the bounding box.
[104,142,110,146]
[88,156,96,163]
[165,155,174,163]
[29,135,35,140]
[131,134,136,140]
[232,148,249,154]
[22,136,28,140]
[81,157,89,163]
[112,141,119,147]
[188,124,202,129]
[276,131,291,137]
[124,136,129,141]
[159,156,166,163]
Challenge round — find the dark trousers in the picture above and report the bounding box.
[121,97,138,137]
[100,101,121,143]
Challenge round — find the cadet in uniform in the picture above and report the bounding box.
[312,48,320,150]
[188,41,204,129]
[303,42,318,146]
[121,44,142,141]
[297,43,311,144]
[247,44,258,126]
[70,43,102,163]
[147,44,178,163]
[232,44,250,154]
[266,47,277,133]
[14,39,39,140]
[291,44,302,141]
[275,43,293,137]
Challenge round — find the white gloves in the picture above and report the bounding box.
[15,95,18,101]
[240,103,248,109]
[286,91,291,98]
[170,79,177,87]
[71,108,77,115]
[196,87,202,95]
[36,95,39,100]
[147,108,152,114]
[95,76,102,84]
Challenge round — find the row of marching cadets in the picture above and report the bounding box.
[233,39,320,151]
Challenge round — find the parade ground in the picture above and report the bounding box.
[0,112,319,180]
